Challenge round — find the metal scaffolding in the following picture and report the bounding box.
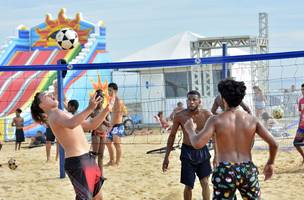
[190,12,269,97]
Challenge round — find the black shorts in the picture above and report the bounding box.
[45,127,55,142]
[180,143,212,188]
[65,152,105,199]
[15,129,25,142]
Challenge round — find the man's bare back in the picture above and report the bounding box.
[211,108,258,163]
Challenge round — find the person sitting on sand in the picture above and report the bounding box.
[157,111,172,130]
[29,130,46,147]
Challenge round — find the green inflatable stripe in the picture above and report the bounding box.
[65,43,82,62]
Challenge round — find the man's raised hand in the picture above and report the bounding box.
[88,93,102,110]
[184,118,197,134]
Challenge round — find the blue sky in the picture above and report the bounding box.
[0,0,303,61]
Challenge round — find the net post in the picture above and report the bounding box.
[222,43,228,79]
[57,59,66,179]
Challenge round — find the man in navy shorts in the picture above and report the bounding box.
[163,90,212,200]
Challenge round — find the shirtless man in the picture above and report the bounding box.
[184,79,278,199]
[211,92,252,168]
[31,91,114,200]
[163,90,212,200]
[211,94,251,115]
[12,108,25,151]
[106,83,126,166]
[169,101,185,120]
[67,99,79,115]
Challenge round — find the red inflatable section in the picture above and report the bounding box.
[0,51,34,113]
[7,51,53,114]
[0,50,69,114]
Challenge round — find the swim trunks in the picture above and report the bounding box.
[65,152,105,200]
[212,161,260,200]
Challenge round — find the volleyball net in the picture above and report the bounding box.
[0,50,304,150]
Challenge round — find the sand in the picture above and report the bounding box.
[0,132,303,200]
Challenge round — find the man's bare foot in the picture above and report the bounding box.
[104,161,115,166]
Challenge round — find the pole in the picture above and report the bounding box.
[222,43,228,79]
[57,59,66,178]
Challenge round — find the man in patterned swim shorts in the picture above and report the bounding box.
[184,79,278,200]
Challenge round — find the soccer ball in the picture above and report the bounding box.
[272,107,284,119]
[8,158,18,170]
[56,28,79,50]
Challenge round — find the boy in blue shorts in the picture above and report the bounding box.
[105,83,127,166]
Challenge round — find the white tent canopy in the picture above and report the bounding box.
[120,31,249,62]
[119,31,204,61]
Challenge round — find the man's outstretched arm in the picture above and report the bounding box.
[256,120,278,180]
[184,116,215,149]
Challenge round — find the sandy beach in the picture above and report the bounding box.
[0,131,303,200]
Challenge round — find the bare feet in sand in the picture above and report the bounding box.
[105,161,116,167]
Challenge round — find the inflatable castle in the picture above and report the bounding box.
[0,9,112,140]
